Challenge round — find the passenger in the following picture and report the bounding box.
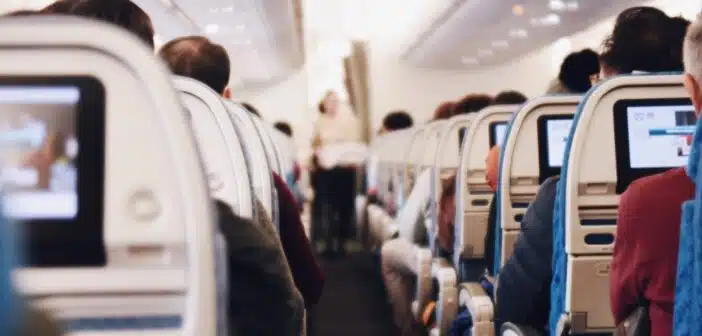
[159,36,324,308]
[311,91,361,257]
[494,90,528,105]
[547,49,600,94]
[610,13,696,336]
[274,121,293,137]
[381,95,491,335]
[493,7,690,333]
[42,0,155,49]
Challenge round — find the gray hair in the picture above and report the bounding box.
[684,19,702,84]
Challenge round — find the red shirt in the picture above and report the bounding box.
[610,167,694,336]
[272,173,324,307]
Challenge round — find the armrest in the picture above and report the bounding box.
[412,248,433,320]
[432,260,458,335]
[458,282,495,336]
[500,322,545,336]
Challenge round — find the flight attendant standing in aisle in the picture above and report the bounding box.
[311,91,361,258]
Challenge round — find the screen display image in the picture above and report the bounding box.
[626,104,696,169]
[546,119,573,168]
[490,122,508,148]
[0,86,79,220]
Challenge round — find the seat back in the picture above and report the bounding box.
[221,100,276,225]
[495,96,579,272]
[552,74,689,334]
[269,127,296,181]
[174,77,254,219]
[251,115,284,176]
[2,17,217,334]
[388,128,414,209]
[429,114,474,252]
[403,127,427,198]
[455,105,514,271]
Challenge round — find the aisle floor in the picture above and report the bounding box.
[309,247,398,336]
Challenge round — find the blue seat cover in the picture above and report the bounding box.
[674,101,702,336]
[0,208,20,334]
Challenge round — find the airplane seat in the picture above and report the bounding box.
[452,105,516,336]
[426,113,474,335]
[411,120,448,322]
[500,322,545,336]
[494,96,579,272]
[2,17,218,334]
[551,73,687,335]
[404,127,428,199]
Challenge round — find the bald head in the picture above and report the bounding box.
[159,36,231,96]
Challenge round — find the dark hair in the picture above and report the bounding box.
[274,121,293,137]
[4,10,38,16]
[558,49,600,93]
[601,6,689,74]
[495,90,528,104]
[240,102,260,117]
[433,101,455,120]
[159,36,231,94]
[382,110,414,131]
[43,0,154,49]
[453,94,494,116]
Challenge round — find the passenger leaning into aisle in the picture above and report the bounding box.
[159,35,324,309]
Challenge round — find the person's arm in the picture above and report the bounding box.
[495,176,559,329]
[215,200,304,335]
[272,173,324,308]
[394,169,432,241]
[610,181,649,324]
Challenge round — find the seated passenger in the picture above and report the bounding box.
[159,36,324,308]
[274,121,305,211]
[491,7,690,333]
[381,95,492,335]
[610,11,695,336]
[494,90,528,105]
[547,49,600,94]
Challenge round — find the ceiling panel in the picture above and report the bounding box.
[404,0,649,70]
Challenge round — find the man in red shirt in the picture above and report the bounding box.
[610,15,699,335]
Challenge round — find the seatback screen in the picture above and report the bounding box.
[489,122,507,148]
[614,98,695,194]
[0,77,105,267]
[546,119,573,168]
[537,115,574,182]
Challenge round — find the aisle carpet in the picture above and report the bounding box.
[309,247,397,336]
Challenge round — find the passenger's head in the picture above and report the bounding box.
[558,49,600,93]
[601,7,688,76]
[43,0,155,49]
[159,36,232,97]
[381,110,414,133]
[318,91,340,116]
[485,145,500,191]
[432,101,455,121]
[683,19,702,117]
[274,121,293,137]
[452,94,493,116]
[241,102,261,118]
[495,90,528,105]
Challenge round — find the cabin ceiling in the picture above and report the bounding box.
[403,0,650,70]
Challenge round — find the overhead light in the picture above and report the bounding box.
[531,13,561,27]
[509,28,528,38]
[235,24,246,31]
[209,8,219,13]
[222,6,234,13]
[204,24,220,35]
[492,40,509,49]
[549,0,565,12]
[566,1,579,11]
[461,57,479,65]
[159,0,175,8]
[512,4,525,17]
[478,49,494,58]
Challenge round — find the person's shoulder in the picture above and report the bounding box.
[621,167,693,210]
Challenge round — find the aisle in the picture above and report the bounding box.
[309,247,397,336]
